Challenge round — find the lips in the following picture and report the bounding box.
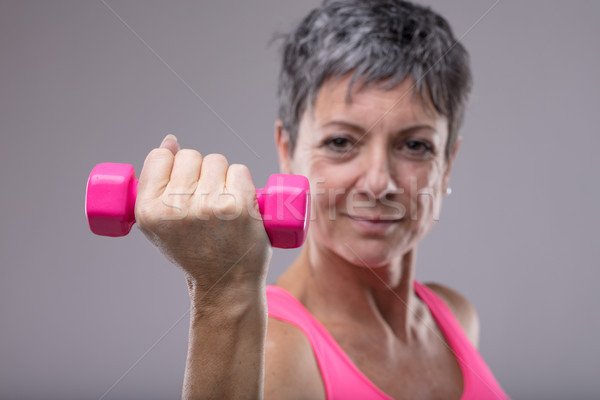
[346,214,403,222]
[345,214,403,236]
[344,214,401,234]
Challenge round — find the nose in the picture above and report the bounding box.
[355,144,398,200]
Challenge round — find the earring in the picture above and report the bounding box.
[444,187,452,195]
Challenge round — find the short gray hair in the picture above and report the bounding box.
[276,0,472,160]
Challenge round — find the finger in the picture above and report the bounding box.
[225,163,256,202]
[165,149,203,197]
[160,134,180,155]
[137,135,180,203]
[225,164,268,231]
[196,153,229,197]
[138,147,175,203]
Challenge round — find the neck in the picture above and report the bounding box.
[276,235,424,342]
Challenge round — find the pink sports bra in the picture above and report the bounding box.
[266,282,510,399]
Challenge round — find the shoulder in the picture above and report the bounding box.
[265,316,326,400]
[423,282,480,349]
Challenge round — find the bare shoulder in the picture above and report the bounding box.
[264,317,326,400]
[424,282,480,348]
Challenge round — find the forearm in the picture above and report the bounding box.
[182,282,267,400]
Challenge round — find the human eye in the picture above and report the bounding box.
[323,135,355,153]
[400,139,435,159]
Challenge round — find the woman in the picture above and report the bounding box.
[135,0,510,398]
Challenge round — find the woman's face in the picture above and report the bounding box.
[276,75,458,267]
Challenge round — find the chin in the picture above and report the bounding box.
[338,240,394,269]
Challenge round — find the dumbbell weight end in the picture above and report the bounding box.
[85,163,310,249]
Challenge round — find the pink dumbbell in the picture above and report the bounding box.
[85,163,310,249]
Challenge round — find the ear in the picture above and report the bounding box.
[275,119,293,175]
[442,135,462,195]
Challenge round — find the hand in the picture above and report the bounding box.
[135,134,272,297]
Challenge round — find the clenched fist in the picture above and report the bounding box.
[135,134,272,296]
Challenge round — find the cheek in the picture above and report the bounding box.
[306,168,354,247]
[309,163,355,219]
[398,162,445,221]
[301,152,360,203]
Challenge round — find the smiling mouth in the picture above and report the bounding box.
[346,214,403,222]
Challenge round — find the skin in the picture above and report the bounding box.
[136,137,272,399]
[267,75,479,399]
[136,74,479,399]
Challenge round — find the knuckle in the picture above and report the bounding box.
[228,163,250,175]
[227,164,255,194]
[176,148,202,161]
[203,153,228,165]
[162,190,191,209]
[135,203,159,227]
[212,195,242,219]
[202,194,220,212]
[146,147,174,163]
[194,194,212,216]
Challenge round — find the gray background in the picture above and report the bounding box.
[1,1,599,399]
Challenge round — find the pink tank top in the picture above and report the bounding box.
[266,282,510,399]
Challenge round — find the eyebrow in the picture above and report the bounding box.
[321,120,439,136]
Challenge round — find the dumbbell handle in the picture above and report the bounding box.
[86,163,310,249]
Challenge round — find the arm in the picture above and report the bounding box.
[135,135,273,399]
[183,282,267,399]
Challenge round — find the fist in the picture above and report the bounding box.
[135,135,272,289]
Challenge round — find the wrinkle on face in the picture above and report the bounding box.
[290,74,451,268]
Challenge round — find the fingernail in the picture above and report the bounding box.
[160,134,178,147]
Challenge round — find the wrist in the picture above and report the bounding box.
[186,275,267,322]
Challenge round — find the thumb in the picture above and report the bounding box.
[160,134,180,155]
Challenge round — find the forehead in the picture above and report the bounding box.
[309,74,446,132]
